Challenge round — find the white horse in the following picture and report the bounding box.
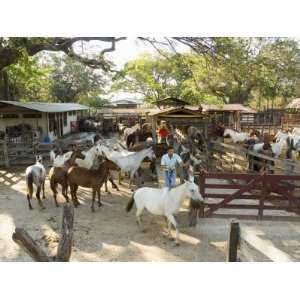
[100,146,156,189]
[223,128,250,143]
[51,146,100,169]
[25,155,47,210]
[126,180,204,245]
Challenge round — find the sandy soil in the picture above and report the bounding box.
[1,165,300,262]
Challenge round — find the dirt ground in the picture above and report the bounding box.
[1,165,300,262]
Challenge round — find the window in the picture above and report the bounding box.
[1,113,19,119]
[23,113,42,118]
[63,112,68,126]
[68,111,73,116]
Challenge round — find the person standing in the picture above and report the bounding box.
[157,120,169,143]
[161,145,183,189]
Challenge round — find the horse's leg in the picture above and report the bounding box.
[166,219,172,238]
[166,214,179,245]
[42,180,46,199]
[104,179,109,194]
[118,171,123,185]
[62,183,69,204]
[109,176,119,191]
[136,205,145,232]
[91,189,96,212]
[97,188,102,207]
[36,185,45,210]
[74,185,80,205]
[27,189,33,210]
[70,184,78,207]
[50,179,59,207]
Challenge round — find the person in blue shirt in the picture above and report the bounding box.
[161,145,183,189]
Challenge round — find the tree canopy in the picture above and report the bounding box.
[113,38,300,108]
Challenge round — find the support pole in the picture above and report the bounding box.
[227,220,240,262]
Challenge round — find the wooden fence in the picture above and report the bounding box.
[207,140,300,175]
[196,171,300,220]
[227,220,294,262]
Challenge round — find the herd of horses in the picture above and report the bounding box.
[23,121,300,244]
[24,122,206,244]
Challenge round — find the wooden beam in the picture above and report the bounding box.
[239,225,294,262]
[12,228,50,262]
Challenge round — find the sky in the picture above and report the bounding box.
[77,37,189,69]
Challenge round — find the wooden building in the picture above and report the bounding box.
[201,103,257,130]
[0,100,89,142]
[149,106,210,142]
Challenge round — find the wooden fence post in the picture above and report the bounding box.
[226,220,240,262]
[258,174,266,220]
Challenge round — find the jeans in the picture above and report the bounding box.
[164,170,176,188]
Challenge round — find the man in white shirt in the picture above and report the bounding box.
[161,145,183,189]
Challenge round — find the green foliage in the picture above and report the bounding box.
[113,38,300,109]
[6,52,52,101]
[49,55,107,103]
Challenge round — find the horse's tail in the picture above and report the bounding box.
[26,171,34,199]
[126,192,135,212]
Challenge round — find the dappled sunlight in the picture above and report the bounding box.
[129,241,182,261]
[0,213,19,261]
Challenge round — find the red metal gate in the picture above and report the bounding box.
[196,172,300,219]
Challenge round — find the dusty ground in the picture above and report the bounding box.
[1,165,300,262]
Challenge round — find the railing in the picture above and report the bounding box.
[208,141,300,175]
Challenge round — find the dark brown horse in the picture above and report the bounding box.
[49,148,85,207]
[67,159,120,212]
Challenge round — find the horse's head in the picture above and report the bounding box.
[186,180,204,203]
[73,149,86,160]
[223,128,231,138]
[35,155,43,164]
[105,159,121,171]
[145,147,156,160]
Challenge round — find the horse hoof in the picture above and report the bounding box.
[40,206,46,210]
[91,208,95,213]
[56,204,60,208]
[141,229,147,233]
[175,242,180,246]
[98,202,102,207]
[29,206,33,210]
[168,237,175,241]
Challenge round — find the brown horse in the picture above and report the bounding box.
[67,159,120,212]
[49,148,85,207]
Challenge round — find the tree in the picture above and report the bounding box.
[5,53,52,101]
[137,37,300,107]
[49,55,107,104]
[0,37,125,99]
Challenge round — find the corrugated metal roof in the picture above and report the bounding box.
[0,100,89,112]
[201,103,257,113]
[286,98,300,109]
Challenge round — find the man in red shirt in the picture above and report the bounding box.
[157,121,169,143]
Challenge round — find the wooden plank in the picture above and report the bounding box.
[226,220,239,262]
[239,225,294,262]
[205,204,295,211]
[239,238,257,262]
[12,228,50,262]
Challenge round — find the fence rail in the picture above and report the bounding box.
[195,171,300,220]
[207,141,300,175]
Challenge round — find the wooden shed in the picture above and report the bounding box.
[149,106,210,142]
[201,103,257,130]
[0,100,89,142]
